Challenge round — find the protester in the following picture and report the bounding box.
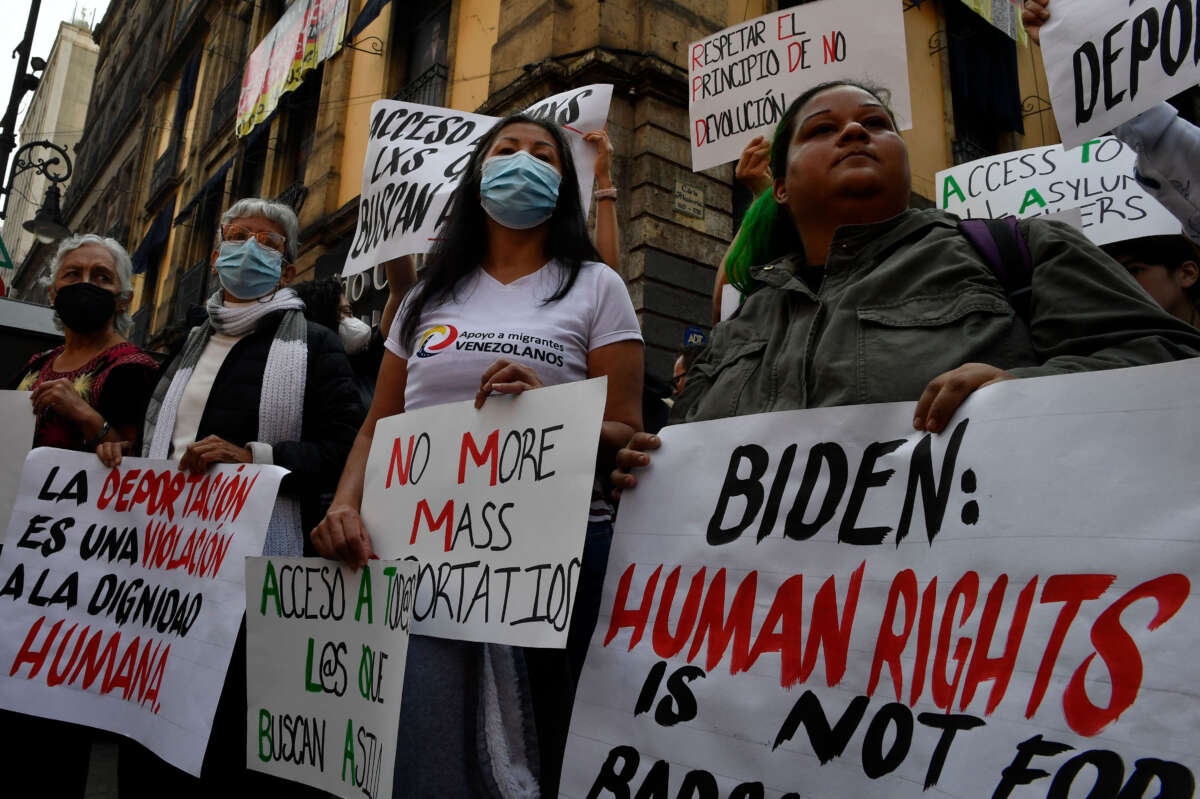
[613,81,1200,492]
[1103,236,1200,326]
[671,343,705,398]
[585,127,621,269]
[311,112,643,798]
[1022,0,1200,242]
[2,234,158,799]
[713,135,774,323]
[107,198,362,796]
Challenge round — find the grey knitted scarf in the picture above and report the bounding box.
[143,288,308,555]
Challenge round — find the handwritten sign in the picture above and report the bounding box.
[562,360,1200,797]
[342,85,614,275]
[687,0,911,172]
[236,0,349,137]
[0,450,286,775]
[936,136,1181,244]
[0,391,35,537]
[1042,0,1200,148]
[245,557,415,799]
[360,379,606,647]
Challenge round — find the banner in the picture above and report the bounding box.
[687,0,911,172]
[561,360,1200,798]
[236,0,350,137]
[342,84,613,275]
[1041,0,1200,148]
[936,136,1181,244]
[360,379,607,646]
[0,450,286,775]
[962,0,1029,45]
[246,556,416,799]
[0,390,35,537]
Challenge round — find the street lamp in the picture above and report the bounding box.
[0,139,73,243]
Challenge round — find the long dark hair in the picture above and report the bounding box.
[398,113,601,348]
[725,80,897,294]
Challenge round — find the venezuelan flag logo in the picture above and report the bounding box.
[415,324,458,358]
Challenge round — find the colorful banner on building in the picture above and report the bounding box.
[245,556,416,799]
[962,0,1029,45]
[1041,0,1200,148]
[342,84,613,275]
[236,0,350,137]
[935,136,1181,244]
[561,360,1200,797]
[0,391,35,537]
[0,450,286,775]
[360,378,607,647]
[687,0,911,172]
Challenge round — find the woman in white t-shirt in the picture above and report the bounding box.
[313,113,643,797]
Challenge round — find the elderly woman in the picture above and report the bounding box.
[9,234,158,450]
[107,198,362,795]
[3,234,158,798]
[614,81,1200,485]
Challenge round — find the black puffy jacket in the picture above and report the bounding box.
[171,311,365,545]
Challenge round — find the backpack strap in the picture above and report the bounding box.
[958,217,1034,322]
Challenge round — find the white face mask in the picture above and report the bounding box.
[339,316,372,354]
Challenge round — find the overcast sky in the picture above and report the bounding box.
[0,1,111,157]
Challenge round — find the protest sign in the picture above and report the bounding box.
[0,391,35,537]
[360,378,607,647]
[936,136,1181,244]
[687,0,911,172]
[342,84,613,275]
[561,360,1200,798]
[245,556,415,799]
[0,449,286,775]
[236,0,349,137]
[1041,0,1200,148]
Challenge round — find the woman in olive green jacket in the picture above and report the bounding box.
[613,80,1200,490]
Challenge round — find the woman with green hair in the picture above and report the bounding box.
[613,79,1200,492]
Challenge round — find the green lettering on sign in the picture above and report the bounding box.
[342,718,356,783]
[260,560,281,616]
[355,567,373,624]
[1018,188,1047,214]
[942,174,966,208]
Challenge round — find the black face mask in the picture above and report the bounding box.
[54,282,118,333]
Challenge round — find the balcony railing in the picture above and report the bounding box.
[394,63,448,107]
[209,76,240,140]
[275,181,308,214]
[173,259,208,326]
[147,140,180,207]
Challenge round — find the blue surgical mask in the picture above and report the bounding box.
[214,238,284,300]
[479,150,562,230]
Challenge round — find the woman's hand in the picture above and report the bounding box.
[584,129,614,189]
[735,135,773,196]
[914,363,1015,434]
[1021,0,1050,44]
[610,432,661,501]
[475,358,544,409]
[30,378,93,423]
[97,440,132,468]
[178,434,252,474]
[312,504,374,568]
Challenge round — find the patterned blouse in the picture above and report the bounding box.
[11,342,160,451]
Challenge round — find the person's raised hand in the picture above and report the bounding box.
[1021,0,1050,45]
[311,504,374,568]
[913,363,1014,434]
[178,434,252,474]
[610,432,661,501]
[583,129,614,188]
[474,358,544,409]
[735,135,773,196]
[97,440,132,468]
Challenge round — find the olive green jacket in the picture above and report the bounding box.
[674,208,1200,422]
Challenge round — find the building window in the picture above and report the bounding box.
[390,1,450,105]
[945,0,1023,163]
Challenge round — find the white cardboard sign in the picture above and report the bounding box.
[245,556,416,799]
[687,0,911,172]
[936,136,1182,244]
[0,390,35,537]
[1042,0,1200,148]
[0,450,286,775]
[562,360,1200,798]
[360,378,607,647]
[343,85,613,275]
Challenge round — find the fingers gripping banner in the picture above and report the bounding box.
[561,361,1200,798]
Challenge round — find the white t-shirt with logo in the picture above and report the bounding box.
[385,260,642,411]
